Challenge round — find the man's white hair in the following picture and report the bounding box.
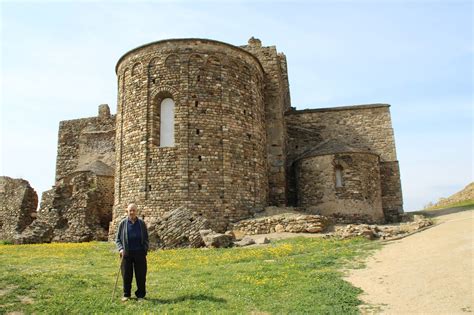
[127,203,138,211]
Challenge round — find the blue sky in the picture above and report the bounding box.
[1,0,472,211]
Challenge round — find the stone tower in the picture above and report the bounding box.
[112,39,269,232]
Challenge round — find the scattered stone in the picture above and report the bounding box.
[254,237,270,245]
[224,230,236,241]
[200,230,233,248]
[234,236,256,247]
[231,230,246,241]
[333,215,433,240]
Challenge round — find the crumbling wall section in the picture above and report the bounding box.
[55,104,115,181]
[0,176,38,241]
[15,172,114,244]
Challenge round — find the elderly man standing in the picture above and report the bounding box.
[115,203,149,301]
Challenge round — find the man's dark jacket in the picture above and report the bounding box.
[115,218,149,255]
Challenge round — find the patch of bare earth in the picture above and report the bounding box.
[346,208,473,314]
[0,285,18,298]
[17,296,34,304]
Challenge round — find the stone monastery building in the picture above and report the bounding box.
[1,37,403,246]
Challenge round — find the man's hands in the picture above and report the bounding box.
[119,249,124,258]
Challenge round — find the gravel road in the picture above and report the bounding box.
[346,208,473,314]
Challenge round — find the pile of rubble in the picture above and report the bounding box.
[199,230,270,248]
[333,214,433,240]
[147,206,211,249]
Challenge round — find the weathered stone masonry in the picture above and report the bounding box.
[0,177,38,241]
[286,104,403,222]
[111,39,269,235]
[1,37,404,245]
[55,104,115,181]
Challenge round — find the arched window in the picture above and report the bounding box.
[335,165,344,188]
[160,98,175,147]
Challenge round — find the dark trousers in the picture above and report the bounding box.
[121,250,147,298]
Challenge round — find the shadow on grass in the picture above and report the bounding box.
[146,294,227,305]
[413,205,474,218]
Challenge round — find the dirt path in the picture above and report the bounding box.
[346,208,473,314]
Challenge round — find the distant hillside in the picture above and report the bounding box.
[426,182,474,210]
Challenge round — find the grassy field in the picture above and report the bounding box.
[0,237,377,314]
[424,200,474,211]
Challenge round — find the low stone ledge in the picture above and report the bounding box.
[231,213,329,235]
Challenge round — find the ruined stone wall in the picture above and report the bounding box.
[0,177,38,241]
[95,176,115,228]
[55,104,115,181]
[380,161,403,222]
[16,172,113,244]
[286,104,403,218]
[295,153,385,223]
[112,39,267,234]
[241,38,290,206]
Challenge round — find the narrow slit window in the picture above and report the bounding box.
[160,98,175,147]
[335,166,344,188]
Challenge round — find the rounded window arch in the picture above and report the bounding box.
[160,98,175,147]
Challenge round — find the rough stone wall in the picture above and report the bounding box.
[295,153,385,223]
[380,161,403,222]
[231,213,328,235]
[15,172,114,243]
[55,104,115,181]
[112,38,268,235]
[241,38,290,206]
[286,104,403,219]
[286,104,397,163]
[0,177,38,241]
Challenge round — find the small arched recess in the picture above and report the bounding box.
[160,98,175,147]
[152,91,175,147]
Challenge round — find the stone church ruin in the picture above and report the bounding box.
[1,37,403,246]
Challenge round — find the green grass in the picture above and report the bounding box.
[425,199,474,211]
[0,237,378,314]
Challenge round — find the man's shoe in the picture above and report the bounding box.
[121,297,130,302]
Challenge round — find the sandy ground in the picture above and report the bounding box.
[346,208,473,314]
